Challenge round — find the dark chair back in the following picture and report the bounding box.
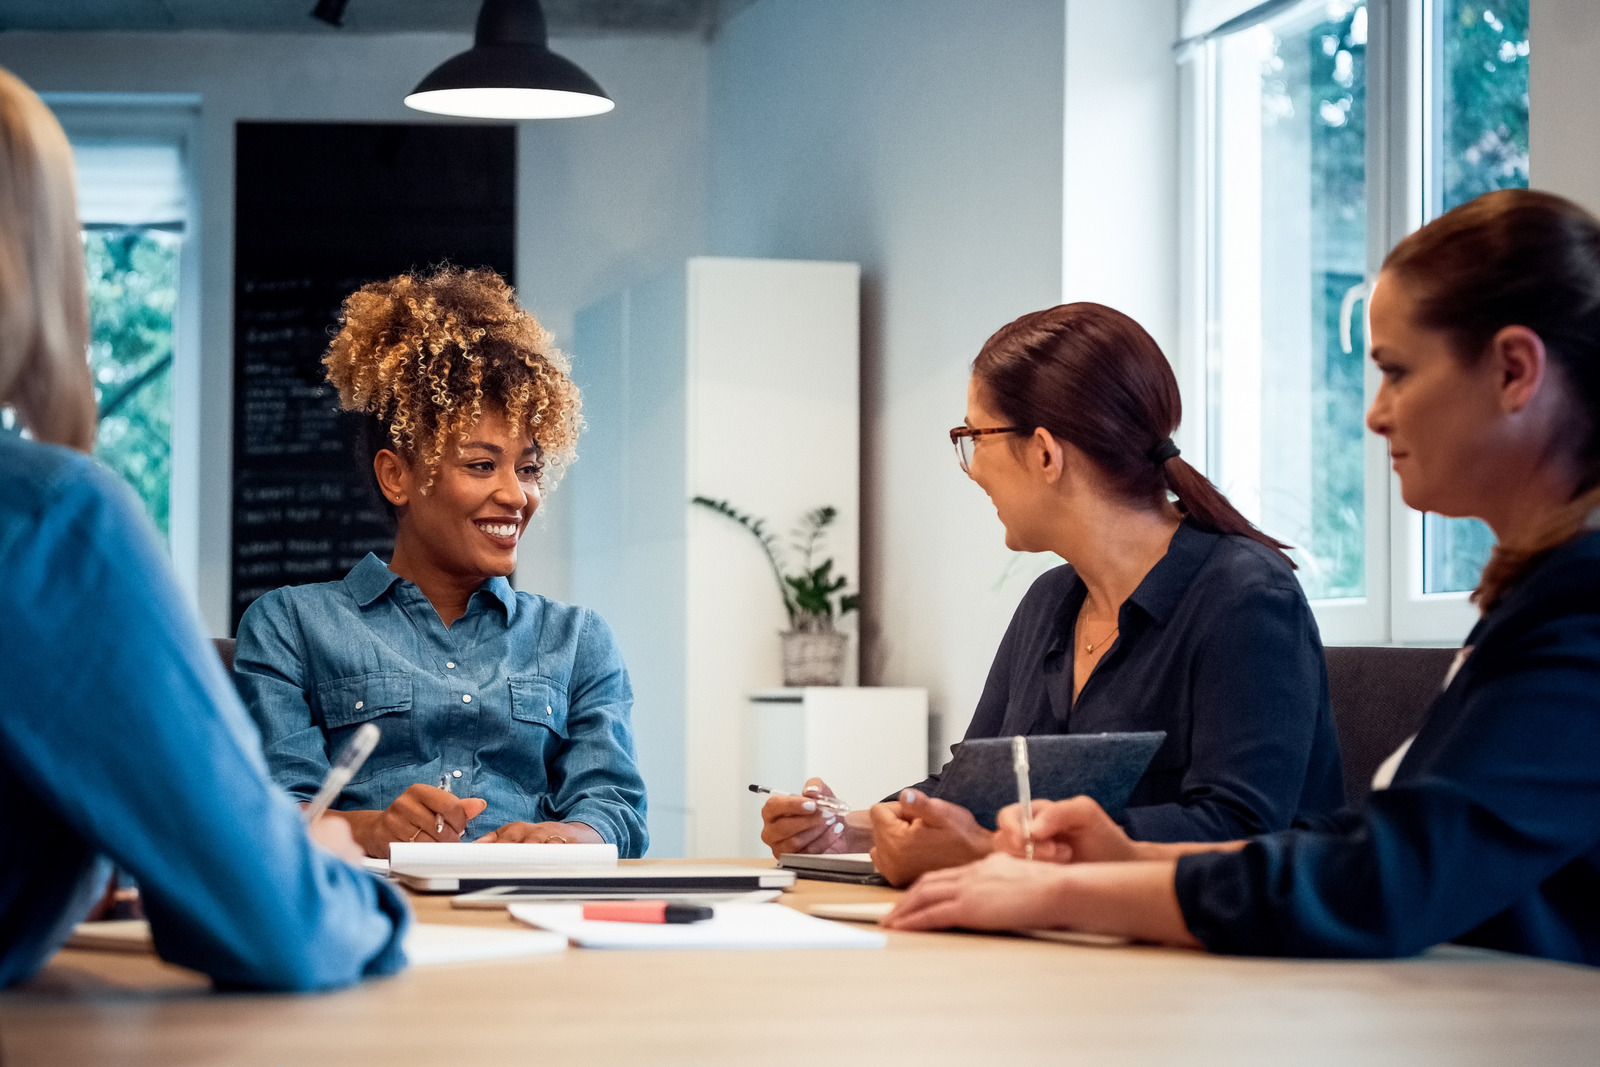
[1325,645,1458,804]
[212,637,237,673]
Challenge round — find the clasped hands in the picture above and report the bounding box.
[881,795,1152,932]
[871,790,1147,888]
[758,777,1010,888]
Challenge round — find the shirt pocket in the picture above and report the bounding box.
[510,676,570,742]
[315,671,419,783]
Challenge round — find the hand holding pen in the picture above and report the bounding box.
[754,778,873,856]
[993,795,1144,865]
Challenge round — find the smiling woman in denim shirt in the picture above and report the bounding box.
[236,268,648,859]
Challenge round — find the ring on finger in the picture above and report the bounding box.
[409,828,422,841]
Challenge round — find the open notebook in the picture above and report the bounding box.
[67,919,567,964]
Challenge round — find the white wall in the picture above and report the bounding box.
[1529,0,1600,217]
[1063,0,1180,354]
[0,30,708,631]
[705,0,1066,762]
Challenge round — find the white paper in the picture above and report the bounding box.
[403,922,566,964]
[509,902,887,950]
[387,842,618,877]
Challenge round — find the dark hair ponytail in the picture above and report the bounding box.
[972,303,1295,566]
[1383,189,1600,607]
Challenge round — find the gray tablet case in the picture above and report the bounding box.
[931,732,1166,829]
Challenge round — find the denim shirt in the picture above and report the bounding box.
[0,435,407,990]
[236,554,649,857]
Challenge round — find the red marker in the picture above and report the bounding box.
[581,900,714,924]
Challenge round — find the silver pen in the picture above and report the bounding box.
[1012,735,1034,861]
[437,773,453,836]
[303,723,381,824]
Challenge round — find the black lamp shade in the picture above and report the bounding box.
[405,0,613,120]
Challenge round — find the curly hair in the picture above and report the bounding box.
[323,266,581,491]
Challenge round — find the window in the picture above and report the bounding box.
[1203,2,1369,603]
[41,95,200,598]
[1180,0,1529,644]
[76,139,186,538]
[1421,0,1529,594]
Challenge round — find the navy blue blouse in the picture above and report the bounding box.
[909,521,1346,841]
[1176,525,1600,964]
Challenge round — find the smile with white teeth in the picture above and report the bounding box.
[477,521,519,539]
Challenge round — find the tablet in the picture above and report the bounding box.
[930,731,1165,828]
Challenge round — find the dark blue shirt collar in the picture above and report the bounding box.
[1046,521,1222,656]
[342,552,518,621]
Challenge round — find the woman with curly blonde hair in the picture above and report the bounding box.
[236,266,648,859]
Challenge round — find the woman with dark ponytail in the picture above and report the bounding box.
[762,303,1345,886]
[886,190,1600,966]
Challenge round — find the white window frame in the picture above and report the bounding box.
[44,93,204,607]
[1176,0,1481,647]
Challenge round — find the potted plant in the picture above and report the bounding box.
[692,496,860,686]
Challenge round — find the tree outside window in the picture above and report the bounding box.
[86,226,178,538]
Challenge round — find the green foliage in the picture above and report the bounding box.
[1422,0,1526,591]
[692,497,861,631]
[1281,0,1522,597]
[1441,0,1529,208]
[85,228,177,538]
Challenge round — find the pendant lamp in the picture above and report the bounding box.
[405,0,613,120]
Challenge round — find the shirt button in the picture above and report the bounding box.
[452,769,463,778]
[446,662,456,669]
[355,701,364,710]
[462,694,472,704]
[546,705,553,715]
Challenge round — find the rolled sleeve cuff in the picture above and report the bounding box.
[562,800,648,858]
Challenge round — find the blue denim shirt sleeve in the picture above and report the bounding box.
[549,610,648,854]
[0,439,408,991]
[235,590,337,801]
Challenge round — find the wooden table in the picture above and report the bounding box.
[5,860,1600,1066]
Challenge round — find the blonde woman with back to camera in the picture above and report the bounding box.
[0,66,407,992]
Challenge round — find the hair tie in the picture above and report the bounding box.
[1148,438,1180,465]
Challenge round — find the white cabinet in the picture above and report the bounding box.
[570,257,861,858]
[743,687,929,858]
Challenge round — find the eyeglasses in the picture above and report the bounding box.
[949,425,1028,473]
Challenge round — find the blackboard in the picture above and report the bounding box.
[232,122,515,634]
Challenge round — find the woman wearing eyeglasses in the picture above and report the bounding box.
[884,189,1600,965]
[762,301,1345,886]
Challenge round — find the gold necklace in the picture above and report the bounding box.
[1081,620,1119,655]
